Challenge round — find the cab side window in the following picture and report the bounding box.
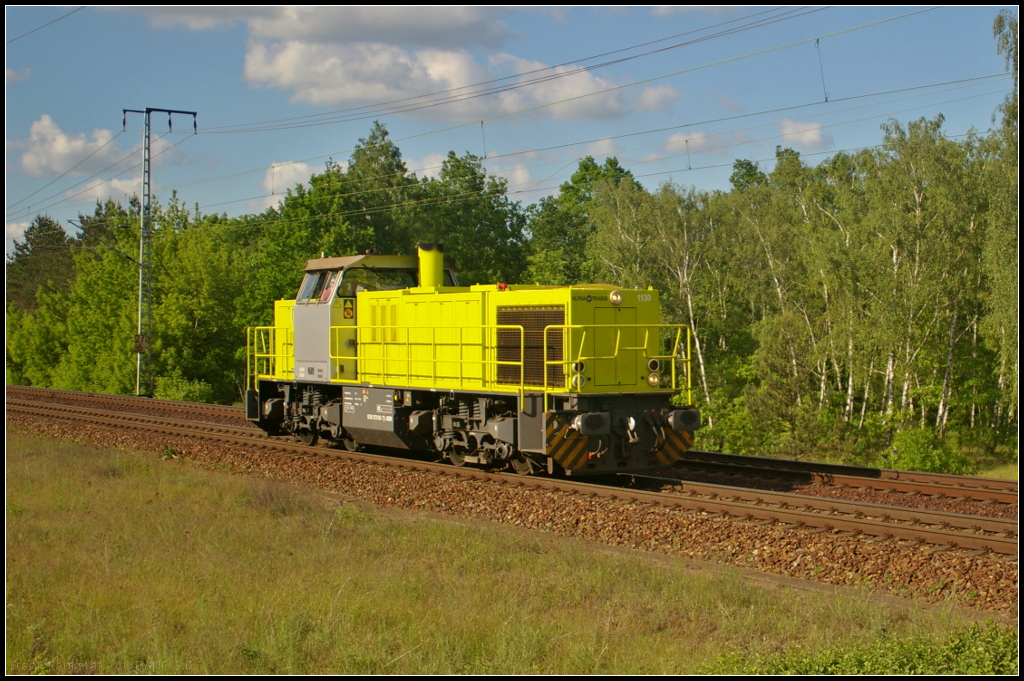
[338,268,418,295]
[296,270,341,303]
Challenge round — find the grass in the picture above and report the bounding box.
[5,433,1017,674]
[979,463,1018,481]
[701,622,1018,674]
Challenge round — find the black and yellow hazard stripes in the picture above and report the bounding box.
[544,412,595,471]
[545,411,695,472]
[657,427,694,464]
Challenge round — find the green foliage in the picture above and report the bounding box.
[728,158,767,191]
[702,623,1018,675]
[417,151,527,285]
[153,374,215,403]
[525,156,635,285]
[883,428,978,475]
[5,215,73,312]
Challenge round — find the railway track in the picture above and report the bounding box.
[6,388,1018,556]
[675,450,1017,504]
[12,385,1013,504]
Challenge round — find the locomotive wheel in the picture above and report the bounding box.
[341,435,360,452]
[297,428,318,447]
[448,448,467,467]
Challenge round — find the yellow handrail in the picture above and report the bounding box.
[249,321,693,408]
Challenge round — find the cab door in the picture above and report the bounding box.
[330,294,358,382]
[593,307,636,387]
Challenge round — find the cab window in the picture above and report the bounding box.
[296,270,340,303]
[337,268,418,295]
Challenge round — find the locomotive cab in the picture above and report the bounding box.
[292,253,459,384]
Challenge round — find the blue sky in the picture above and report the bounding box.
[5,6,1015,254]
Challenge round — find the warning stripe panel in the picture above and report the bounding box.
[660,429,694,462]
[544,412,596,472]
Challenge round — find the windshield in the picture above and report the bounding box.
[296,270,341,303]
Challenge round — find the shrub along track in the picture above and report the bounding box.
[6,387,1018,613]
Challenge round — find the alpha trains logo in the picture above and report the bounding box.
[571,295,608,302]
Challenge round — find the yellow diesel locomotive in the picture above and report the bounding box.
[246,244,700,475]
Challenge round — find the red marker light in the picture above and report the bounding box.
[497,282,508,291]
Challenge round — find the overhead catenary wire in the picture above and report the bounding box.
[148,77,1017,214]
[144,73,1012,200]
[5,131,124,211]
[8,6,950,223]
[203,7,831,133]
[6,6,84,44]
[10,127,975,250]
[18,126,980,248]
[10,75,1007,224]
[48,80,1004,237]
[202,6,808,133]
[194,85,1006,213]
[6,133,195,224]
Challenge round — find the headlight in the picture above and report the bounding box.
[571,361,586,374]
[609,290,623,305]
[571,374,587,390]
[647,372,661,387]
[647,358,661,372]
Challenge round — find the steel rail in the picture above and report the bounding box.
[6,385,243,418]
[678,450,1018,501]
[8,399,1017,555]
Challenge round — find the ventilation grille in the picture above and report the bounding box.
[496,306,565,387]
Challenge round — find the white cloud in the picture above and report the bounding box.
[488,162,534,191]
[408,153,448,181]
[665,131,715,153]
[6,221,31,247]
[244,42,651,121]
[258,160,316,210]
[585,137,621,157]
[636,85,679,112]
[664,129,752,158]
[244,41,494,111]
[778,120,832,150]
[487,54,630,121]
[117,7,676,122]
[118,7,510,48]
[716,94,744,112]
[16,115,121,178]
[6,67,30,84]
[248,7,510,49]
[72,176,145,204]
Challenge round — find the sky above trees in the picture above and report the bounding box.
[5,6,1015,254]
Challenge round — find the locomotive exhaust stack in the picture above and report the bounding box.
[417,242,444,289]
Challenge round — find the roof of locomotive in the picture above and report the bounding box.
[303,254,418,272]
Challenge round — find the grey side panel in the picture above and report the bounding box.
[342,386,416,449]
[293,302,332,382]
[517,391,545,453]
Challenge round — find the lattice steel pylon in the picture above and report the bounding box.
[122,107,197,397]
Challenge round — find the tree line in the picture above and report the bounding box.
[7,15,1017,471]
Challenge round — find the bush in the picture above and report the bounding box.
[883,427,978,475]
[702,622,1018,675]
[154,374,215,403]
